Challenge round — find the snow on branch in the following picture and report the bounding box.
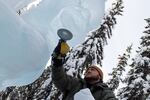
[117,18,150,100]
[107,45,132,91]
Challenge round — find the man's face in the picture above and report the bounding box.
[84,67,100,81]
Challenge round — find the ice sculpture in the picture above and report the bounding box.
[0,1,49,90]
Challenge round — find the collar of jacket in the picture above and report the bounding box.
[81,79,108,90]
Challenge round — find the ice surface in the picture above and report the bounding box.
[2,0,32,11]
[0,0,105,90]
[22,0,105,47]
[0,1,50,90]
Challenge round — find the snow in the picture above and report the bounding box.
[41,76,52,89]
[134,54,150,67]
[133,77,144,84]
[25,0,42,11]
[146,75,150,80]
[135,55,145,66]
[143,82,149,94]
[0,0,105,90]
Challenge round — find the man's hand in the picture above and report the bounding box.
[51,39,70,66]
[52,39,70,58]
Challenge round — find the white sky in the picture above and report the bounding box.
[103,0,150,82]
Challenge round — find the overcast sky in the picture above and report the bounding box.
[103,0,150,81]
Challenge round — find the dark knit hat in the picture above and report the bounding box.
[87,65,103,80]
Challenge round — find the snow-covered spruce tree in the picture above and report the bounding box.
[107,45,132,91]
[117,18,150,100]
[0,0,124,99]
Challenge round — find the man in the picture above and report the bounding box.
[51,40,117,100]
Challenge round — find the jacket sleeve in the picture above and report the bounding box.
[52,63,80,92]
[101,88,118,100]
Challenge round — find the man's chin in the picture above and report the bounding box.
[84,77,99,83]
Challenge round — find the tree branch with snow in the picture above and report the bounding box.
[107,44,132,91]
[117,18,150,100]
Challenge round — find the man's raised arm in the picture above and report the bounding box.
[51,40,80,92]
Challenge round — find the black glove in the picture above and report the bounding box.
[52,39,70,66]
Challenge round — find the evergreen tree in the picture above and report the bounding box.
[107,45,132,91]
[117,18,150,100]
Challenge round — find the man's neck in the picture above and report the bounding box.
[87,79,100,85]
